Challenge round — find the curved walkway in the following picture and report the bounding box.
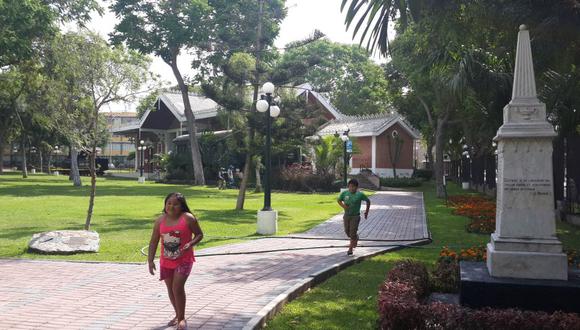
[0,191,429,330]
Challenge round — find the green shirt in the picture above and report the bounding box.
[338,190,370,216]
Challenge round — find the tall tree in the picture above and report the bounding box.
[111,0,212,185]
[0,0,101,174]
[0,0,101,68]
[201,0,286,210]
[344,0,517,197]
[51,31,152,230]
[273,39,390,115]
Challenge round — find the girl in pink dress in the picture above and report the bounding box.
[148,192,203,330]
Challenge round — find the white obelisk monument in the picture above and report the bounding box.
[486,25,568,280]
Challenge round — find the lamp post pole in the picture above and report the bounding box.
[255,82,280,234]
[138,140,145,183]
[264,93,272,211]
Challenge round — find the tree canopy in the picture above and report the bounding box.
[274,39,390,115]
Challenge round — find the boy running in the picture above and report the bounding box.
[337,179,371,255]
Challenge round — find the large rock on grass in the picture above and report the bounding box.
[29,230,100,254]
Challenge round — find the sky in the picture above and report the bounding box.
[80,0,386,111]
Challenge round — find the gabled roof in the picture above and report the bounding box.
[156,93,219,122]
[317,113,421,139]
[295,83,345,120]
[111,92,220,133]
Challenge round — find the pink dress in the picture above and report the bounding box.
[159,214,195,269]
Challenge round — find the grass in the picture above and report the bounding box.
[0,172,344,262]
[265,181,580,330]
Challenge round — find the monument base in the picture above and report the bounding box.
[257,210,277,235]
[487,234,568,280]
[460,261,580,313]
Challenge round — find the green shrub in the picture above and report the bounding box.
[165,151,194,181]
[412,168,433,180]
[380,177,423,187]
[274,164,340,192]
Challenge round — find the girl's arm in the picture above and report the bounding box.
[148,217,162,275]
[183,213,204,250]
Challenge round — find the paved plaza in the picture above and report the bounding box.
[0,191,429,329]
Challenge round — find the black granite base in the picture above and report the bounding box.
[460,261,580,313]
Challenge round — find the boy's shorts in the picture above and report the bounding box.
[343,214,361,240]
[159,262,193,281]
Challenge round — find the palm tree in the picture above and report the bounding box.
[340,0,451,55]
[312,136,342,176]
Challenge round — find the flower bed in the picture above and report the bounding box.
[448,195,496,234]
[378,260,580,330]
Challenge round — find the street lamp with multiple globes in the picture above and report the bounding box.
[255,82,281,234]
[137,140,145,183]
[255,82,281,211]
[335,130,350,188]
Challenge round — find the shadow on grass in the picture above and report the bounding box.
[0,183,231,198]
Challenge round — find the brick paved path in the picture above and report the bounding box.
[0,191,428,330]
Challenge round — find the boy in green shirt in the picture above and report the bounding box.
[337,179,371,255]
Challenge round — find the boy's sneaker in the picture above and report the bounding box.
[347,250,353,256]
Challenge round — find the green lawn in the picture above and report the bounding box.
[265,181,580,330]
[0,172,342,262]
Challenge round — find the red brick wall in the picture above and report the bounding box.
[351,136,372,169]
[376,123,414,169]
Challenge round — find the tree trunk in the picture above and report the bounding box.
[47,152,52,174]
[21,138,27,178]
[236,0,263,210]
[254,157,263,193]
[168,59,205,185]
[85,104,99,231]
[426,139,434,170]
[85,144,96,230]
[0,133,4,174]
[70,146,82,187]
[39,151,43,174]
[236,156,252,209]
[417,95,435,171]
[435,113,449,198]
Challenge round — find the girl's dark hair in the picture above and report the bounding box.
[163,192,192,214]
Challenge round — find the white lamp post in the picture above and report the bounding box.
[137,140,145,183]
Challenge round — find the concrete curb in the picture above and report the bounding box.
[243,238,431,330]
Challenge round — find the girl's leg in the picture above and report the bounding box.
[172,272,189,327]
[164,277,178,325]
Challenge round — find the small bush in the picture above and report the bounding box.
[377,281,423,330]
[378,260,580,330]
[275,164,339,192]
[431,259,460,293]
[412,169,433,180]
[387,260,430,298]
[432,246,487,293]
[380,177,423,187]
[164,152,194,181]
